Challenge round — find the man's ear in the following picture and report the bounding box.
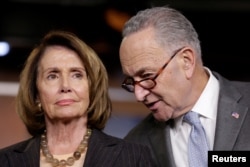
[180,47,195,79]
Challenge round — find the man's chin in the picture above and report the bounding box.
[152,111,169,122]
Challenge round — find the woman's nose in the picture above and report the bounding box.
[60,78,72,93]
[60,87,71,93]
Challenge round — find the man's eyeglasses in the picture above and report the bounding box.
[121,47,185,93]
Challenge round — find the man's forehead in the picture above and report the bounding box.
[121,56,160,76]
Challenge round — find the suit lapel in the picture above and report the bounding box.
[84,129,123,167]
[8,136,40,167]
[148,119,176,167]
[213,73,248,150]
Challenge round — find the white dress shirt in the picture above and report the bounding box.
[169,68,219,167]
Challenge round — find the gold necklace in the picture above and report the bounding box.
[40,128,92,167]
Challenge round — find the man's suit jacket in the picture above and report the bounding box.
[0,128,156,167]
[124,72,250,167]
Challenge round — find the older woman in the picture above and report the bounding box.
[0,30,155,167]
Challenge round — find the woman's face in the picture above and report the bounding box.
[36,45,89,121]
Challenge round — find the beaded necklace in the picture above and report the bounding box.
[40,128,92,167]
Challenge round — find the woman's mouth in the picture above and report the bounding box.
[56,99,74,106]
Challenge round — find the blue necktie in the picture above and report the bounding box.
[183,111,209,167]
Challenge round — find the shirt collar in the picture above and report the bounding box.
[192,67,219,119]
[173,67,219,131]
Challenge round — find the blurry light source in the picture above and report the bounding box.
[0,42,10,57]
[105,8,131,32]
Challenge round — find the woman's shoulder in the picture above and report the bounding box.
[85,129,156,166]
[92,128,149,150]
[0,136,37,154]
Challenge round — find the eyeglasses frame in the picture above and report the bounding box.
[121,47,186,92]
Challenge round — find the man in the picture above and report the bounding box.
[119,6,250,167]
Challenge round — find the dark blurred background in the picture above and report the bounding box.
[1,0,250,80]
[1,0,250,148]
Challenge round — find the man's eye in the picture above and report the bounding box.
[142,73,154,79]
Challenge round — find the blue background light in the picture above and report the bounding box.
[0,41,10,57]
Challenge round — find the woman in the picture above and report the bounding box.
[0,30,155,167]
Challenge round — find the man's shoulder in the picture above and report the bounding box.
[213,71,250,88]
[213,71,250,99]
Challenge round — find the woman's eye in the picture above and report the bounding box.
[73,73,83,79]
[47,74,57,80]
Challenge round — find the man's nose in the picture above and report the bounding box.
[134,84,149,102]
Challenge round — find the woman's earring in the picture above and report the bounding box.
[38,103,42,111]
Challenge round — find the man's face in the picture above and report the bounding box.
[119,27,190,121]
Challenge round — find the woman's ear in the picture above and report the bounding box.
[36,98,42,111]
[36,96,40,103]
[36,96,41,105]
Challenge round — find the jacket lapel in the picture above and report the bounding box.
[8,136,40,167]
[213,73,248,150]
[84,129,123,167]
[148,119,176,167]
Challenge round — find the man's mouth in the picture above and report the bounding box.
[145,100,160,111]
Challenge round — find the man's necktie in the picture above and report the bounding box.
[183,111,209,167]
